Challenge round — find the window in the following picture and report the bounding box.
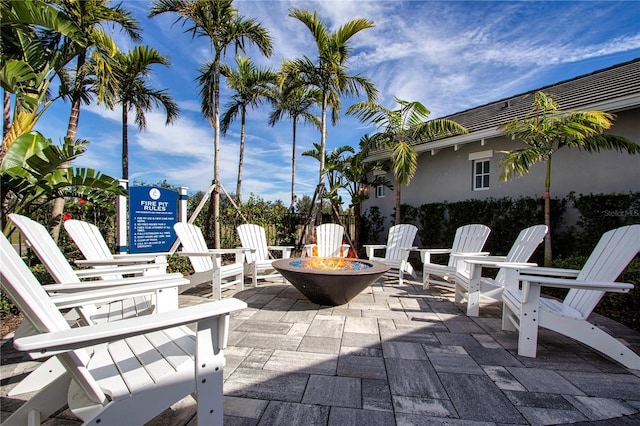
[469,150,493,191]
[473,159,490,190]
[376,185,385,198]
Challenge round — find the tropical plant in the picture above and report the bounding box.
[341,134,392,251]
[220,55,276,204]
[47,0,142,241]
[302,142,354,223]
[348,97,468,225]
[1,0,84,152]
[150,0,273,248]
[106,46,180,180]
[498,91,640,266]
[282,8,378,188]
[268,76,321,209]
[1,131,125,235]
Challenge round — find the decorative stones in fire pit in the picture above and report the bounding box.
[272,257,390,306]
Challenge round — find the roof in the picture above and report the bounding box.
[367,58,640,160]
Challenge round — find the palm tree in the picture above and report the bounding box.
[108,46,180,180]
[49,0,142,241]
[302,142,354,223]
[268,78,321,209]
[150,0,272,248]
[1,0,84,152]
[220,55,276,204]
[340,134,392,252]
[282,8,378,187]
[498,91,640,266]
[348,97,468,225]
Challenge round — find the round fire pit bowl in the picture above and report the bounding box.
[272,257,390,306]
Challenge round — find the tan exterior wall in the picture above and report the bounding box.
[363,108,640,221]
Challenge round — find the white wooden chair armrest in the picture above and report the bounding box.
[417,248,449,262]
[268,245,294,251]
[46,277,189,309]
[364,244,386,258]
[268,246,294,258]
[452,254,507,262]
[513,267,581,277]
[14,298,247,356]
[42,272,186,293]
[73,264,166,278]
[112,252,170,259]
[75,257,164,267]
[518,275,634,292]
[464,259,538,269]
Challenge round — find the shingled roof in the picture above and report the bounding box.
[367,58,640,159]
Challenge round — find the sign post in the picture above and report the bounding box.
[129,186,178,254]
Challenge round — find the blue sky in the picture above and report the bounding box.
[35,0,640,205]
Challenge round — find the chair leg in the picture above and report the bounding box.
[517,284,541,358]
[212,270,221,300]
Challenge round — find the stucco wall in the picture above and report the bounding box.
[363,108,640,221]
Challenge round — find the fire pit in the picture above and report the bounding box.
[272,257,390,306]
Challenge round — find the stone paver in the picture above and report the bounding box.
[2,276,640,425]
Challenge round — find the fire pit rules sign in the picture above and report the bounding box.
[129,186,178,253]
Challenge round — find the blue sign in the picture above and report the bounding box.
[129,186,178,253]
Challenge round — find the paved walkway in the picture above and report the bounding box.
[2,276,640,425]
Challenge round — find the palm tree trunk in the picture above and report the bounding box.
[122,104,129,180]
[543,159,552,266]
[50,54,85,242]
[3,91,10,141]
[207,58,221,249]
[290,118,297,210]
[395,185,402,225]
[319,92,327,185]
[236,108,246,204]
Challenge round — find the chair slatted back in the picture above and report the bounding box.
[237,224,269,263]
[0,233,106,403]
[384,224,418,261]
[174,223,215,273]
[10,214,80,283]
[65,219,123,280]
[316,224,345,257]
[495,225,548,286]
[448,224,491,266]
[566,225,640,317]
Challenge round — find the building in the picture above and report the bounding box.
[363,59,640,223]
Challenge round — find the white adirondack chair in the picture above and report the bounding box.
[502,225,640,370]
[237,224,293,287]
[64,219,168,276]
[364,224,418,285]
[422,224,491,290]
[174,222,245,300]
[9,214,184,322]
[455,225,548,317]
[303,223,350,257]
[0,233,247,426]
[8,214,189,398]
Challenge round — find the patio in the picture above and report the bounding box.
[2,275,640,425]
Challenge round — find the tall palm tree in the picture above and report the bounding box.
[268,78,321,209]
[348,97,468,225]
[282,8,378,187]
[108,46,180,180]
[499,91,640,266]
[150,0,272,248]
[49,0,142,241]
[220,55,276,204]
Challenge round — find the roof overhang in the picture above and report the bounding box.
[365,92,640,162]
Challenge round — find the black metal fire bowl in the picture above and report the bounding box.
[272,257,390,306]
